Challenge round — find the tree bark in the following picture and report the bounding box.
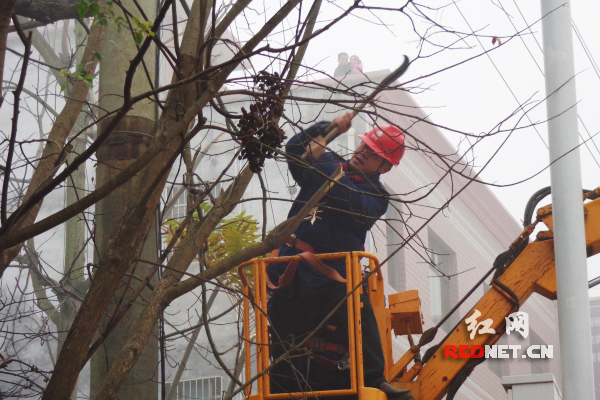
[15,0,83,23]
[89,116,160,400]
[61,23,89,400]
[0,0,254,252]
[42,186,165,400]
[93,167,255,400]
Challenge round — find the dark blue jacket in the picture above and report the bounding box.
[268,121,389,297]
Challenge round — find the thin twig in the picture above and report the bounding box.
[2,16,31,224]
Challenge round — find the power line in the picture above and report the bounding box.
[497,1,543,76]
[451,0,549,149]
[572,21,600,82]
[500,0,600,168]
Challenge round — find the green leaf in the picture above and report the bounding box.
[77,1,89,20]
[134,31,143,45]
[132,16,140,26]
[92,51,101,61]
[83,78,94,88]
[160,207,261,291]
[106,0,113,4]
[97,14,108,25]
[60,82,69,92]
[89,1,99,16]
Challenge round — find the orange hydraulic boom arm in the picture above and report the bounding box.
[391,189,600,400]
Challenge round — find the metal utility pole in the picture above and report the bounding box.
[540,0,595,398]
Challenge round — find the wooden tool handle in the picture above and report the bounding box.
[300,56,410,162]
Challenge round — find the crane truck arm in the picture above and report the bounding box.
[389,188,600,399]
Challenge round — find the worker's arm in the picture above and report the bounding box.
[286,114,385,227]
[303,113,353,161]
[286,113,353,185]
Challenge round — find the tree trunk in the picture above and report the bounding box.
[89,1,159,399]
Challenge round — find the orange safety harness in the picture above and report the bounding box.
[236,236,347,300]
[266,235,347,289]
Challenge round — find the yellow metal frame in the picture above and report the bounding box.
[238,252,387,400]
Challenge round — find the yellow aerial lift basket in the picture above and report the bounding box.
[237,252,424,400]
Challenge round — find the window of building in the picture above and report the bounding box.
[170,193,188,221]
[428,230,456,332]
[385,199,405,292]
[166,376,223,400]
[347,128,357,154]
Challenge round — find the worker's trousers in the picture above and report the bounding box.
[268,283,387,394]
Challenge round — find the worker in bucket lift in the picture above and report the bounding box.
[268,112,413,400]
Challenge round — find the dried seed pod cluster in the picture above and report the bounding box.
[237,71,286,172]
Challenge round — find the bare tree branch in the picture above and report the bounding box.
[0,21,106,277]
[0,0,19,108]
[15,0,87,24]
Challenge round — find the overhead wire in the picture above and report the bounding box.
[505,0,600,167]
[570,21,600,162]
[420,2,600,350]
[572,21,600,81]
[451,0,549,149]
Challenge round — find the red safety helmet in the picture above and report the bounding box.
[358,125,405,166]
